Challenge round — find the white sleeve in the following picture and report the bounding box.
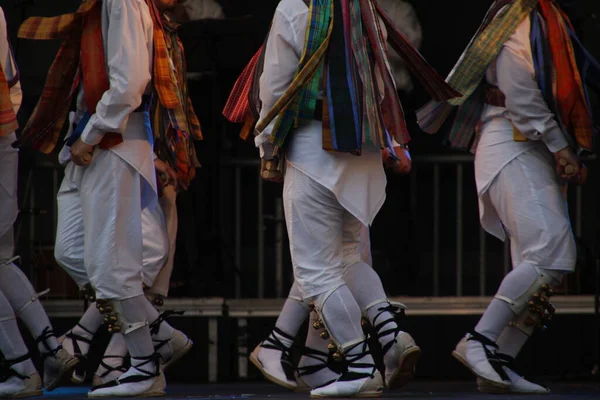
[255,7,304,159]
[495,20,568,153]
[80,0,153,146]
[0,8,21,114]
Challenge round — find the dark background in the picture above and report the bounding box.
[1,0,599,300]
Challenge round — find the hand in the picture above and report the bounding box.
[554,146,586,184]
[70,138,95,166]
[154,158,179,192]
[382,146,412,174]
[261,158,283,183]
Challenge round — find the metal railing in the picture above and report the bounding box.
[222,153,597,299]
[20,153,596,299]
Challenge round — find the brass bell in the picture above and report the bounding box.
[104,306,113,313]
[320,331,330,340]
[154,298,164,307]
[361,318,367,327]
[328,342,336,351]
[541,284,548,291]
[98,307,105,314]
[313,320,323,330]
[547,288,555,296]
[332,352,343,362]
[108,324,121,333]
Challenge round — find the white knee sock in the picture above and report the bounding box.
[96,333,128,379]
[273,283,310,348]
[140,297,174,342]
[496,325,529,358]
[475,263,564,342]
[117,296,156,375]
[0,290,36,377]
[297,310,342,387]
[0,262,60,353]
[316,285,374,375]
[495,267,565,358]
[65,304,104,356]
[343,262,399,350]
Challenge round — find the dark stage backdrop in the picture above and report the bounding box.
[0,0,598,299]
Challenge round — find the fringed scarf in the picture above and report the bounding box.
[15,0,187,154]
[223,0,460,157]
[417,0,600,153]
[148,3,202,189]
[532,0,597,152]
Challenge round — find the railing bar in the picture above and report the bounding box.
[275,199,284,298]
[257,173,265,299]
[234,168,242,299]
[479,227,486,296]
[218,154,597,168]
[456,164,463,296]
[576,186,583,238]
[433,164,440,297]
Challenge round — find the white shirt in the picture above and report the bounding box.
[0,7,22,238]
[0,7,21,117]
[256,0,388,227]
[475,18,569,195]
[58,0,157,202]
[78,0,154,147]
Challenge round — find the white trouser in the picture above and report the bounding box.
[54,151,166,300]
[283,165,370,299]
[0,227,14,263]
[0,132,18,259]
[55,168,171,296]
[479,146,576,271]
[140,193,169,288]
[147,184,178,297]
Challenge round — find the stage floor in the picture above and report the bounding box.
[43,382,600,399]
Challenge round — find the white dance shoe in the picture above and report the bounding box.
[452,333,511,389]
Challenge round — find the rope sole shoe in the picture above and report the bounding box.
[249,344,297,391]
[310,370,384,398]
[452,333,510,389]
[88,372,166,398]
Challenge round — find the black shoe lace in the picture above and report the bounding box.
[467,331,509,381]
[0,354,31,382]
[372,302,406,356]
[90,353,160,392]
[36,326,62,361]
[149,310,185,352]
[66,323,94,378]
[98,355,130,378]
[296,346,347,379]
[259,327,296,381]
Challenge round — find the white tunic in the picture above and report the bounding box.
[52,0,161,299]
[255,0,387,227]
[475,18,570,241]
[58,0,157,205]
[0,6,22,240]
